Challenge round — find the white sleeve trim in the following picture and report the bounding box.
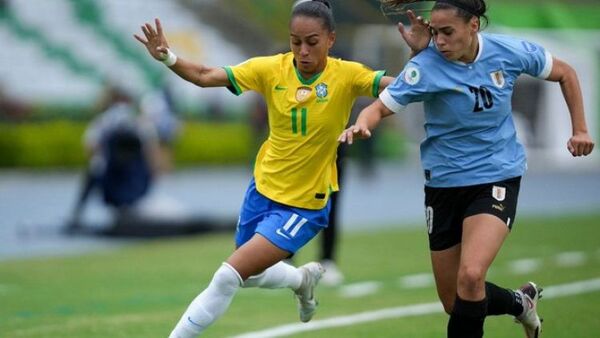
[379,88,406,114]
[537,50,553,79]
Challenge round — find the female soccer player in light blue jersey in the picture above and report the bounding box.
[340,1,594,337]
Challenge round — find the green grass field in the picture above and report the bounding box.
[2,213,600,338]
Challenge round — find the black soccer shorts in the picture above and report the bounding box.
[424,176,521,251]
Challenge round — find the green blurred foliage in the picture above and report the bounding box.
[0,121,407,168]
[173,122,254,166]
[0,121,254,168]
[488,2,600,29]
[0,121,87,168]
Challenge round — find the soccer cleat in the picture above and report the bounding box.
[515,281,543,338]
[294,262,325,322]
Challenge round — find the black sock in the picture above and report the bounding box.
[447,295,487,338]
[485,281,524,316]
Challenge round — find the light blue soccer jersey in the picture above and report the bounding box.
[380,33,553,187]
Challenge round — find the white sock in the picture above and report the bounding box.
[169,263,242,338]
[243,261,303,290]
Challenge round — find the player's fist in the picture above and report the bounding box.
[567,132,594,157]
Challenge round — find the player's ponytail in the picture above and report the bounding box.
[291,0,336,32]
[380,0,488,30]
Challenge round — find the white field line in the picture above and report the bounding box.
[542,278,600,298]
[231,277,600,338]
[398,273,435,289]
[232,302,443,338]
[508,258,543,274]
[338,282,381,298]
[555,251,586,267]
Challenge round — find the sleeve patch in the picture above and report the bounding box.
[403,66,421,86]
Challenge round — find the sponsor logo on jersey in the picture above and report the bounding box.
[492,185,506,201]
[490,70,505,88]
[275,228,291,240]
[521,41,538,53]
[295,86,312,102]
[492,203,506,212]
[404,66,421,85]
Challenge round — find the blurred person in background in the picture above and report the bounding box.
[340,1,595,337]
[139,83,181,174]
[66,85,157,232]
[135,0,395,336]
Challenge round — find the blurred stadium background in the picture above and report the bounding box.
[0,0,599,337]
[0,0,598,167]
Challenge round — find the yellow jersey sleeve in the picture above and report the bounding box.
[223,55,281,96]
[346,61,386,98]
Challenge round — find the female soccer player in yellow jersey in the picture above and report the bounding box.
[135,1,393,336]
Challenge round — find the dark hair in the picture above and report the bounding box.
[291,0,335,32]
[433,0,489,29]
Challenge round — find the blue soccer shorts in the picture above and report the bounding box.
[235,178,331,254]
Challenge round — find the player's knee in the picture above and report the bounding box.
[242,271,266,288]
[457,265,486,293]
[211,263,243,294]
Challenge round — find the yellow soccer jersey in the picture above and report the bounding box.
[224,52,385,209]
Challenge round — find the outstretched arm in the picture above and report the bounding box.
[338,99,394,145]
[134,18,230,88]
[545,57,594,157]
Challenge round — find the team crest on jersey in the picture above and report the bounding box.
[315,83,328,98]
[295,86,312,102]
[404,66,421,85]
[492,185,506,202]
[490,70,505,88]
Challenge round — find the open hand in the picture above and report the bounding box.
[398,10,431,55]
[134,18,171,62]
[338,124,372,145]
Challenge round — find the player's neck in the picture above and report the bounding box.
[295,59,327,81]
[459,34,479,64]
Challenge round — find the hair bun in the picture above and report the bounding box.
[313,0,331,9]
[475,1,487,17]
